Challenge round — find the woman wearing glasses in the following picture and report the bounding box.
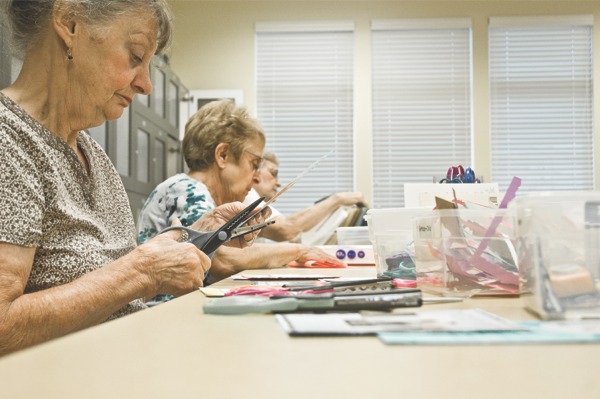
[247,151,368,242]
[138,99,266,243]
[138,100,344,303]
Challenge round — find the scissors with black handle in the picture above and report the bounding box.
[160,196,274,259]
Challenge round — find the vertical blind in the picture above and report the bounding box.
[371,19,473,208]
[256,21,354,214]
[489,16,594,194]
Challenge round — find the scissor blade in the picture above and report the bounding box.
[230,219,276,240]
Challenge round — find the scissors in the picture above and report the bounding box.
[160,196,274,259]
[439,165,478,184]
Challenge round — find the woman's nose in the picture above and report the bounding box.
[133,65,153,95]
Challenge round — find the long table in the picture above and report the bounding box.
[1,266,599,399]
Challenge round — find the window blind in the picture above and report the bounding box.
[371,19,473,208]
[256,21,354,214]
[489,15,594,194]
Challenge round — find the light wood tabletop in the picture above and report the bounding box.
[1,266,599,399]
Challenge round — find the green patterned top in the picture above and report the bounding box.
[137,173,216,243]
[137,173,216,305]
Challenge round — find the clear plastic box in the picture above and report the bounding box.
[365,208,433,244]
[412,208,519,297]
[365,208,434,278]
[510,192,600,319]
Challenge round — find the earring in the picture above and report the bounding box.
[66,49,73,60]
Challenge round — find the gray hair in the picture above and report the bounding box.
[1,0,173,59]
[183,99,266,171]
[263,151,279,166]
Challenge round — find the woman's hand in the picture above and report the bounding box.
[333,192,369,208]
[135,225,211,298]
[294,245,346,267]
[189,202,272,249]
[207,243,346,283]
[232,205,273,248]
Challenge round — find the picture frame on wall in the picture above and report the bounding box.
[192,89,244,109]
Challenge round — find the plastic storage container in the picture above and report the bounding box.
[412,208,519,297]
[365,208,433,243]
[365,208,434,279]
[511,192,600,319]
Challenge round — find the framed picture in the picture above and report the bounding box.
[189,89,244,110]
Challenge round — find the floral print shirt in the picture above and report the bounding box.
[137,173,216,243]
[0,92,144,320]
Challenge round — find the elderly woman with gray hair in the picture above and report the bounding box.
[138,99,345,304]
[0,0,263,356]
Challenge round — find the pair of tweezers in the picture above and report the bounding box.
[161,196,274,258]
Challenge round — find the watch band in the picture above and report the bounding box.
[170,227,189,243]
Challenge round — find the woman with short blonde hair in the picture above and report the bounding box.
[183,99,265,171]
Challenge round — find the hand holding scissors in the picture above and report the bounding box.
[187,201,272,249]
[160,196,275,259]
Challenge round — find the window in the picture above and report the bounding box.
[371,19,473,208]
[256,21,354,214]
[489,15,594,193]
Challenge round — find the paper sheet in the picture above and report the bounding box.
[379,319,600,345]
[276,308,522,336]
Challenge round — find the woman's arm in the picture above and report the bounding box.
[207,243,346,282]
[260,192,367,242]
[0,230,209,356]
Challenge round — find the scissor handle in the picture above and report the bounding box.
[160,226,217,257]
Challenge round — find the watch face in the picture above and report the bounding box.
[178,228,190,242]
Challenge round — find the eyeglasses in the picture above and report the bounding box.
[244,149,265,171]
[267,167,279,179]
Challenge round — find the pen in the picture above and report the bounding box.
[286,277,394,292]
[203,290,423,314]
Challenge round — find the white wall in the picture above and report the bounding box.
[169,0,600,203]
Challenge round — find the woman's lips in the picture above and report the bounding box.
[119,94,132,105]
